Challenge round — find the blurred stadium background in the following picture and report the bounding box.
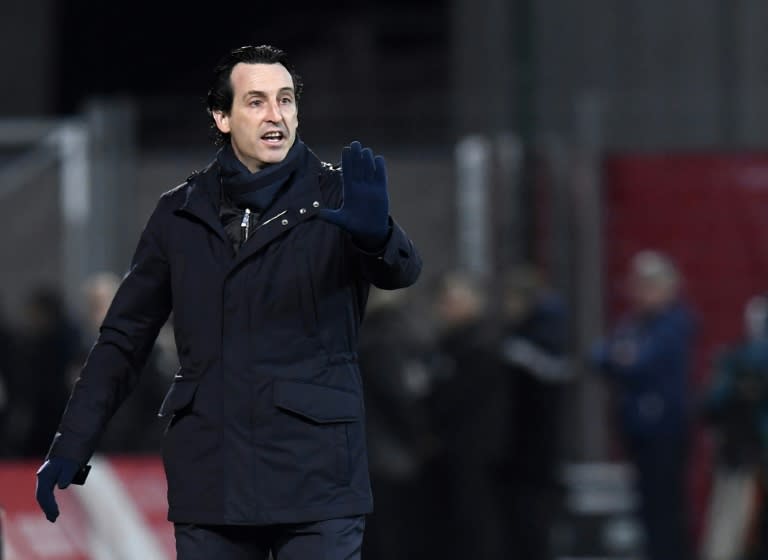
[2,0,768,558]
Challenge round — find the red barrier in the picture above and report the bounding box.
[0,457,174,559]
[0,461,90,559]
[108,456,175,558]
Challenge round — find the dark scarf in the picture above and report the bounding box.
[217,138,306,250]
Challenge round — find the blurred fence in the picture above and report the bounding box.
[0,101,138,321]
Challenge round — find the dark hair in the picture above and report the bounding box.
[206,45,303,146]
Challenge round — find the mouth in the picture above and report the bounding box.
[260,130,286,145]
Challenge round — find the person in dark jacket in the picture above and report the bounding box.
[13,288,81,457]
[594,250,695,560]
[499,266,570,560]
[428,272,507,560]
[0,296,18,456]
[358,288,436,560]
[35,45,421,560]
[701,295,768,560]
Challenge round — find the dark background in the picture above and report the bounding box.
[41,1,452,149]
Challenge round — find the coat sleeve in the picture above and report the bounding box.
[47,198,173,464]
[351,216,422,290]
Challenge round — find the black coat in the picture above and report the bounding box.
[49,147,422,524]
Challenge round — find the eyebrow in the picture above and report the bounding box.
[242,87,295,100]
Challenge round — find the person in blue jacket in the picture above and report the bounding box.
[594,250,694,560]
[34,45,421,559]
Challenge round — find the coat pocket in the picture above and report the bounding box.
[274,379,360,423]
[273,379,360,484]
[158,375,199,418]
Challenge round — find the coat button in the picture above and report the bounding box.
[281,219,289,226]
[299,208,307,214]
[312,201,320,208]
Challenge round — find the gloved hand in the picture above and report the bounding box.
[318,141,390,249]
[35,456,82,522]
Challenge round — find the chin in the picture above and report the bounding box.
[261,151,289,165]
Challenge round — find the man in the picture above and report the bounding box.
[593,250,694,560]
[357,288,435,560]
[428,273,507,560]
[35,45,421,559]
[498,265,570,560]
[701,295,768,560]
[16,288,81,457]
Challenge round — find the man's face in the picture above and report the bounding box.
[213,62,299,172]
[435,284,481,327]
[628,274,675,315]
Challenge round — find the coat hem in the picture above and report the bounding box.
[167,498,373,525]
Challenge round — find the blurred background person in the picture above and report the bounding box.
[427,272,507,560]
[499,264,571,560]
[701,294,768,560]
[358,287,436,560]
[593,250,695,560]
[0,297,15,457]
[9,288,81,457]
[77,272,175,454]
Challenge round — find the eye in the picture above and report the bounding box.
[249,99,263,107]
[280,97,294,105]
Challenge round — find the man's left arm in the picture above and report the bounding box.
[319,141,422,289]
[352,218,422,289]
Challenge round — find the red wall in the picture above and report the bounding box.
[604,153,768,380]
[603,153,768,539]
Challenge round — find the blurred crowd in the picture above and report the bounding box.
[0,272,177,459]
[360,266,570,560]
[2,253,768,559]
[361,251,768,560]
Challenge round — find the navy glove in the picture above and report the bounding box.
[35,456,82,522]
[318,141,390,250]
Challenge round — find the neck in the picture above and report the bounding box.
[219,139,303,184]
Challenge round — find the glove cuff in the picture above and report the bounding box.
[351,223,392,254]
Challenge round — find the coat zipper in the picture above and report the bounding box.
[240,208,251,244]
[239,208,289,248]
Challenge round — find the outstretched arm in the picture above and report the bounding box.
[36,198,173,521]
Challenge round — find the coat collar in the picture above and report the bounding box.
[174,150,329,272]
[232,151,326,270]
[174,160,228,242]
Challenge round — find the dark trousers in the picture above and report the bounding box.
[174,516,365,560]
[628,435,693,560]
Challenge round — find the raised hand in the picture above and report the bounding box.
[318,141,389,249]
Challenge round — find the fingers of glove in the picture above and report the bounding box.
[349,141,363,157]
[373,155,388,186]
[361,148,376,182]
[341,148,356,183]
[35,475,60,522]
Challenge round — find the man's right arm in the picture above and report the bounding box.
[47,197,173,465]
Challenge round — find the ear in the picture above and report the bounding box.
[212,110,231,134]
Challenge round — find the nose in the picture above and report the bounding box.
[265,100,283,123]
